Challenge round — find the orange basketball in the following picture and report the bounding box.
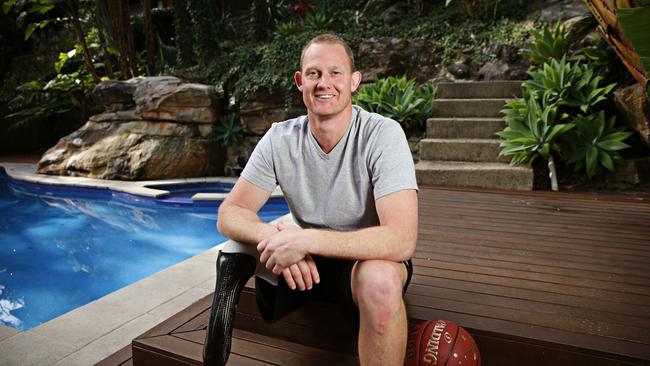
[404,319,481,366]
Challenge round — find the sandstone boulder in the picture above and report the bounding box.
[133,77,219,124]
[38,120,222,180]
[614,83,650,148]
[38,76,223,180]
[240,91,305,135]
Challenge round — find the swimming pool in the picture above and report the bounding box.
[0,170,288,330]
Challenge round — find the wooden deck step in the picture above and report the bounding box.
[98,187,650,366]
[128,284,359,366]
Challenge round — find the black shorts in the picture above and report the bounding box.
[255,256,413,328]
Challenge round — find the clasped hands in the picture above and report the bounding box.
[257,222,320,291]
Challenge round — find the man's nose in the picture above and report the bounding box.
[317,74,332,88]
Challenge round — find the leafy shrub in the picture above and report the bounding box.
[211,113,243,146]
[497,95,573,165]
[562,112,632,179]
[352,76,436,131]
[499,56,630,180]
[523,57,616,113]
[521,22,572,66]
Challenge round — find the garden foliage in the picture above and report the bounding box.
[352,76,436,131]
[499,22,632,180]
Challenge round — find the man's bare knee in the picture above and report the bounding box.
[352,260,406,333]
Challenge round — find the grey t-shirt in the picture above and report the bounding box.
[241,105,418,231]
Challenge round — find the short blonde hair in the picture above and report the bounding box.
[300,33,355,71]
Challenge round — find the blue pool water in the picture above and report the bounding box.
[0,170,288,330]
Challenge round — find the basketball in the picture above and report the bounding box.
[404,319,481,366]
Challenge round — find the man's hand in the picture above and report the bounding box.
[280,254,320,291]
[257,222,311,273]
[257,222,319,291]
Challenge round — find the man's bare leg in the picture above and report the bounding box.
[352,260,408,366]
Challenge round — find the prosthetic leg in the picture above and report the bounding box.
[203,251,256,366]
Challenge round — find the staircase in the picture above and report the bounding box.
[415,81,534,191]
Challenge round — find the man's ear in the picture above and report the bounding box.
[351,71,362,92]
[294,71,303,91]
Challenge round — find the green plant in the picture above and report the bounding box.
[352,76,436,131]
[523,57,616,113]
[212,113,243,146]
[562,111,632,179]
[303,11,334,31]
[497,96,573,166]
[521,22,573,66]
[276,20,298,37]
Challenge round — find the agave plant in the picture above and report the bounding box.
[353,76,436,130]
[212,113,243,146]
[521,22,573,66]
[523,57,616,113]
[562,111,632,179]
[497,95,573,166]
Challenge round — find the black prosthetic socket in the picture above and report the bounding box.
[203,251,256,366]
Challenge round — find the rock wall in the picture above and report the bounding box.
[37,76,224,180]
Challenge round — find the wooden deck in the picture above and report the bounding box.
[98,187,650,366]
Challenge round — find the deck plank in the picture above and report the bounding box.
[99,187,650,366]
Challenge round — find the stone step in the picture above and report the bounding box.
[420,138,508,163]
[436,81,523,99]
[431,98,507,118]
[415,161,533,191]
[427,117,505,139]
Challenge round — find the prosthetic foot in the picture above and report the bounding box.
[203,251,256,366]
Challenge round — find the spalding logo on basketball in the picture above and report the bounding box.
[404,319,480,366]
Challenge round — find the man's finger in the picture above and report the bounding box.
[305,255,320,284]
[297,260,313,290]
[259,247,269,265]
[265,254,276,270]
[282,268,296,290]
[290,264,305,291]
[257,239,268,253]
[276,222,286,230]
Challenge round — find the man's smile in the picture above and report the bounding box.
[316,94,336,100]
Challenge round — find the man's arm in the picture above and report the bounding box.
[217,177,277,245]
[258,189,418,273]
[218,177,320,290]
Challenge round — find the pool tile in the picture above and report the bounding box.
[193,243,224,263]
[147,287,213,319]
[0,331,76,366]
[150,256,216,289]
[50,313,161,366]
[100,275,189,311]
[0,324,20,342]
[31,300,143,349]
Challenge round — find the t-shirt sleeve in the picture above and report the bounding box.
[240,124,278,192]
[370,120,419,200]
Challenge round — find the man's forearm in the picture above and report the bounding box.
[217,203,277,245]
[306,225,416,263]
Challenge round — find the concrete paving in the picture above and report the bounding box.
[0,162,290,366]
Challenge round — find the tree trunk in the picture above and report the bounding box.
[172,0,193,67]
[143,0,156,74]
[188,0,218,66]
[104,0,131,78]
[67,1,101,83]
[121,0,139,77]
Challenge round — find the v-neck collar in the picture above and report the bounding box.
[307,108,358,160]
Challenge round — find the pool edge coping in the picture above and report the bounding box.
[0,163,284,200]
[0,162,291,366]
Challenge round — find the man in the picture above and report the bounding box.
[204,33,418,366]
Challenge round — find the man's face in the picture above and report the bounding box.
[294,43,361,120]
